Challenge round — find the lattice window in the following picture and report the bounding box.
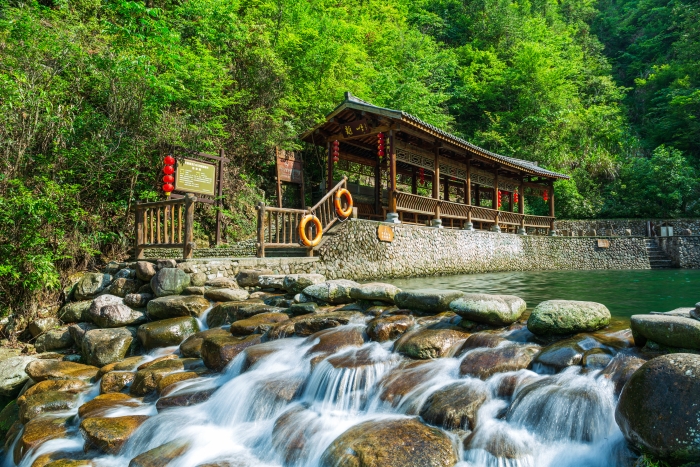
[396,147,434,170]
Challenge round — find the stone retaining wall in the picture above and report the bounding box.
[144,239,256,259]
[555,218,700,236]
[656,236,700,268]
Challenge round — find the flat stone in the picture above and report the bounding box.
[258,275,286,289]
[394,328,469,359]
[155,387,216,411]
[128,439,190,467]
[394,289,464,313]
[204,288,249,302]
[78,393,140,418]
[283,274,326,294]
[74,273,112,300]
[630,314,700,349]
[419,381,489,430]
[205,277,239,288]
[201,334,262,371]
[179,328,231,358]
[18,379,88,401]
[80,415,149,454]
[293,311,365,336]
[528,300,611,336]
[235,269,274,288]
[147,295,211,320]
[82,328,135,367]
[0,356,37,397]
[157,372,200,394]
[289,303,318,316]
[13,416,69,464]
[349,282,401,303]
[130,360,199,396]
[304,326,365,356]
[229,312,289,336]
[182,286,206,295]
[25,360,99,382]
[28,317,63,338]
[58,301,92,323]
[301,279,359,304]
[18,390,78,423]
[100,372,135,394]
[135,261,157,282]
[36,328,74,353]
[137,317,200,351]
[460,344,540,379]
[366,315,415,342]
[449,293,527,326]
[150,268,191,297]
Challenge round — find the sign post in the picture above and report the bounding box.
[275,148,305,209]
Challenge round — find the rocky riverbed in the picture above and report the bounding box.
[1,260,699,467]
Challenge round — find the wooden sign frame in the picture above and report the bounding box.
[275,148,305,209]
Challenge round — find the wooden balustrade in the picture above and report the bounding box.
[134,193,196,259]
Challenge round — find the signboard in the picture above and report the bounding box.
[277,150,303,184]
[341,119,372,138]
[377,225,394,242]
[597,239,610,248]
[175,158,217,196]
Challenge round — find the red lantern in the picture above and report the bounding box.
[162,183,174,193]
[419,167,425,185]
[497,190,503,208]
[377,133,384,140]
[513,192,519,204]
[163,175,174,183]
[543,190,549,202]
[163,165,174,175]
[164,155,175,165]
[377,134,386,158]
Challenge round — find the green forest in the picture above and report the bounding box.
[0,0,699,317]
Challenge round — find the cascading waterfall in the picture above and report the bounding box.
[3,322,637,467]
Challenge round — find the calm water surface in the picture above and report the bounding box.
[387,269,700,321]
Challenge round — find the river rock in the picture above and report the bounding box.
[419,381,489,430]
[460,344,540,379]
[91,303,146,328]
[137,317,200,351]
[13,416,69,464]
[74,273,112,300]
[100,372,135,394]
[283,274,326,294]
[600,353,646,396]
[201,334,262,371]
[25,360,99,382]
[300,279,359,304]
[78,393,141,418]
[449,293,526,326]
[156,372,200,394]
[229,312,289,336]
[28,317,63,337]
[36,328,74,353]
[293,311,365,336]
[97,356,145,377]
[180,328,231,358]
[80,415,149,454]
[464,428,533,464]
[0,400,18,443]
[258,275,286,289]
[527,300,611,336]
[17,390,78,423]
[82,328,135,367]
[348,282,401,303]
[394,289,464,313]
[394,328,469,359]
[581,348,613,369]
[459,332,508,351]
[0,356,36,397]
[629,314,700,349]
[156,386,217,411]
[58,301,92,323]
[367,315,415,342]
[320,418,458,467]
[150,268,191,297]
[616,353,700,463]
[129,360,197,396]
[189,273,208,287]
[531,335,603,372]
[128,439,190,467]
[124,293,153,308]
[206,301,266,327]
[87,293,122,317]
[204,288,249,302]
[106,278,141,298]
[18,379,88,401]
[68,322,98,348]
[304,326,365,356]
[135,261,157,282]
[204,276,238,288]
[147,295,210,320]
[235,269,274,288]
[289,303,319,316]
[692,303,700,320]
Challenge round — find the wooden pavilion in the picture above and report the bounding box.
[301,92,570,234]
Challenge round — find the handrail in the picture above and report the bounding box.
[134,193,196,259]
[310,177,347,213]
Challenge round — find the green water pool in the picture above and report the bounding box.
[386,269,700,321]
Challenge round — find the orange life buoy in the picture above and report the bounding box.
[298,215,323,247]
[334,188,353,219]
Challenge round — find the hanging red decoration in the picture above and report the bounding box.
[163,175,174,183]
[332,140,340,163]
[543,190,549,202]
[419,167,425,185]
[513,192,519,204]
[497,190,503,209]
[162,183,174,193]
[164,155,175,165]
[377,133,386,159]
[163,165,174,175]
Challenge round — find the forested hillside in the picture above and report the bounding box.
[0,0,698,319]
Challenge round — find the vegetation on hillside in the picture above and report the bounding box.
[0,0,698,319]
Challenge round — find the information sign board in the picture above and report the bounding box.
[175,158,217,196]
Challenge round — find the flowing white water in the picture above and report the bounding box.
[4,323,636,467]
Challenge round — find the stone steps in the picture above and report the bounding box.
[645,239,675,269]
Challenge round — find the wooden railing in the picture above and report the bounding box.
[256,177,349,257]
[392,190,554,232]
[134,193,196,259]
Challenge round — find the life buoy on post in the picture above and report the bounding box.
[334,188,353,219]
[299,215,323,247]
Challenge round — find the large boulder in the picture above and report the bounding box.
[179,328,231,358]
[229,312,289,336]
[304,326,365,357]
[135,261,157,282]
[235,269,274,288]
[283,274,326,294]
[394,289,464,314]
[147,295,211,320]
[527,300,610,336]
[616,353,700,463]
[73,273,112,300]
[201,334,262,371]
[80,415,149,454]
[25,360,99,382]
[419,381,489,430]
[137,317,200,351]
[58,301,92,323]
[630,314,700,349]
[89,302,146,328]
[320,418,458,467]
[28,317,62,338]
[82,328,135,367]
[35,328,74,353]
[0,356,37,397]
[349,283,401,303]
[692,302,700,320]
[367,315,415,342]
[460,344,540,379]
[17,390,78,423]
[68,322,98,349]
[150,268,191,297]
[394,328,469,359]
[301,279,360,304]
[204,288,249,302]
[449,293,526,326]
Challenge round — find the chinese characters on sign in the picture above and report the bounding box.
[276,150,303,184]
[342,119,371,137]
[377,225,394,242]
[174,159,217,196]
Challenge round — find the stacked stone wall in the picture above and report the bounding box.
[656,236,700,268]
[555,218,700,236]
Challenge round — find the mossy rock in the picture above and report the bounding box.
[137,317,200,351]
[80,415,149,454]
[527,300,610,336]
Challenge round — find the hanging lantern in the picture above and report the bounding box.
[513,192,519,204]
[543,190,549,202]
[332,140,340,163]
[162,183,174,195]
[377,133,386,159]
[419,167,425,185]
[497,190,503,209]
[164,155,175,165]
[163,175,174,183]
[163,165,174,175]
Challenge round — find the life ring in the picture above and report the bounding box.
[334,188,353,219]
[298,215,323,247]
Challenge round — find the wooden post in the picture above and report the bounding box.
[518,177,526,235]
[466,160,472,205]
[134,204,144,259]
[474,184,480,206]
[411,166,417,195]
[183,193,196,259]
[326,141,334,195]
[385,130,400,223]
[256,202,265,258]
[432,145,441,227]
[216,149,225,244]
[443,176,450,201]
[374,163,381,216]
[275,148,283,209]
[493,168,500,232]
[549,180,556,234]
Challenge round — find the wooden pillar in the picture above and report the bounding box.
[466,161,472,205]
[518,177,526,235]
[326,141,334,194]
[493,167,500,232]
[474,184,481,206]
[374,161,381,215]
[276,148,283,209]
[411,166,417,194]
[389,130,397,214]
[432,146,441,227]
[549,180,555,233]
[183,193,196,259]
[134,204,144,259]
[443,176,450,201]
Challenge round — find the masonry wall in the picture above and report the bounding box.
[555,218,700,236]
[656,236,700,269]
